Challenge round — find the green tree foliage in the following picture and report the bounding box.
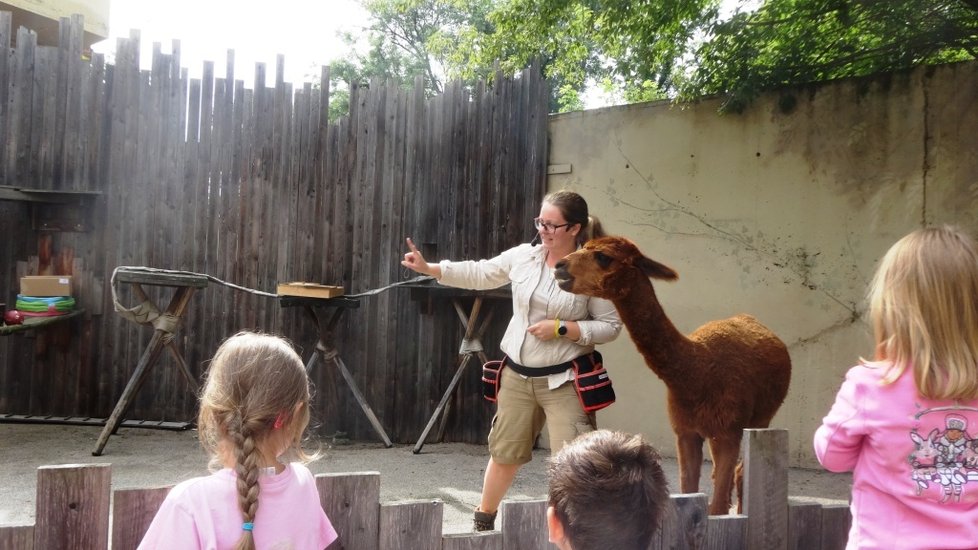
[687,0,978,112]
[322,0,495,121]
[458,0,978,112]
[466,0,716,111]
[327,0,978,116]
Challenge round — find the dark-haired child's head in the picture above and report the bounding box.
[547,430,670,550]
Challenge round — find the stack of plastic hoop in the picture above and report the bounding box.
[14,295,76,317]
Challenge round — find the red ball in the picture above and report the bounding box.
[4,309,24,325]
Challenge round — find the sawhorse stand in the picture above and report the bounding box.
[411,286,510,454]
[93,269,207,456]
[281,295,393,448]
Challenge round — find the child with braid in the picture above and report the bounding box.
[139,331,338,550]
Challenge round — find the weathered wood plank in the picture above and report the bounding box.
[743,429,789,550]
[655,493,709,550]
[111,485,172,550]
[442,531,503,550]
[34,464,111,549]
[317,471,381,550]
[378,499,443,550]
[0,525,33,550]
[787,499,822,550]
[820,503,851,550]
[500,499,547,550]
[704,514,747,550]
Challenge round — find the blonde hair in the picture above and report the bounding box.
[869,225,978,399]
[197,331,317,550]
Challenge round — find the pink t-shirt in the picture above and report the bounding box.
[814,362,978,550]
[138,462,338,550]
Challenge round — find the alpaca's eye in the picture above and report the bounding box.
[593,251,613,269]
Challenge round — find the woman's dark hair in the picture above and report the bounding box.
[543,190,605,246]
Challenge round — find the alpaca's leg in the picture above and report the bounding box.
[676,432,704,494]
[707,435,741,515]
[735,461,744,513]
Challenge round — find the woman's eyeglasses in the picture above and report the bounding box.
[533,218,572,233]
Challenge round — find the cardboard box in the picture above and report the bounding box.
[276,282,344,299]
[20,276,73,297]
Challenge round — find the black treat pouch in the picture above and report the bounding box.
[572,351,615,412]
[482,360,504,402]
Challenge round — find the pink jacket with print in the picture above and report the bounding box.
[814,362,978,550]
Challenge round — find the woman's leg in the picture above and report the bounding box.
[479,457,521,513]
[475,368,545,529]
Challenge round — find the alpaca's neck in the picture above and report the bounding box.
[612,278,694,386]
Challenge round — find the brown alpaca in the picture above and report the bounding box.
[554,236,791,515]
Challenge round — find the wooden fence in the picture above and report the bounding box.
[0,430,851,550]
[0,13,548,444]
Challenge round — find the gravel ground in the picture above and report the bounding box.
[0,423,852,534]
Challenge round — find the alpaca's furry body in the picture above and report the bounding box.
[555,236,791,515]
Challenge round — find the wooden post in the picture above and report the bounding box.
[34,464,111,550]
[111,486,173,550]
[743,429,789,550]
[820,503,851,550]
[656,492,708,550]
[379,499,443,550]
[787,499,822,550]
[0,525,34,550]
[704,514,747,550]
[500,499,548,550]
[442,531,502,550]
[317,472,381,550]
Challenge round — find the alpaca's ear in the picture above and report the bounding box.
[636,256,678,281]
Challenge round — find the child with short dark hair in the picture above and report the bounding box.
[139,331,337,550]
[815,225,978,549]
[547,429,670,550]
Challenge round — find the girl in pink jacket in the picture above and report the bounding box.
[814,225,978,550]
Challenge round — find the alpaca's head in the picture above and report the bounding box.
[554,236,678,300]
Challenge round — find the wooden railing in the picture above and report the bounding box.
[0,430,850,549]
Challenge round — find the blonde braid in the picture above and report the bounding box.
[228,412,261,550]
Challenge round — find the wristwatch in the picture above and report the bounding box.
[557,320,568,336]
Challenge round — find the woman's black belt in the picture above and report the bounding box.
[503,356,574,377]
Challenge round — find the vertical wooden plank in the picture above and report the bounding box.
[378,500,442,550]
[655,493,709,550]
[743,429,789,550]
[820,503,851,550]
[0,10,11,184]
[317,472,381,550]
[442,531,502,550]
[248,62,270,330]
[111,486,172,550]
[500,499,547,550]
[7,28,36,186]
[704,514,747,550]
[787,499,822,550]
[0,525,34,550]
[314,65,332,285]
[34,464,110,550]
[33,46,55,189]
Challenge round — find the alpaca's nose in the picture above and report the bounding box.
[555,259,566,269]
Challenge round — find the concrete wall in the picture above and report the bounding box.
[547,61,978,468]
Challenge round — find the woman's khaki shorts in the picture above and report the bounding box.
[488,367,595,465]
